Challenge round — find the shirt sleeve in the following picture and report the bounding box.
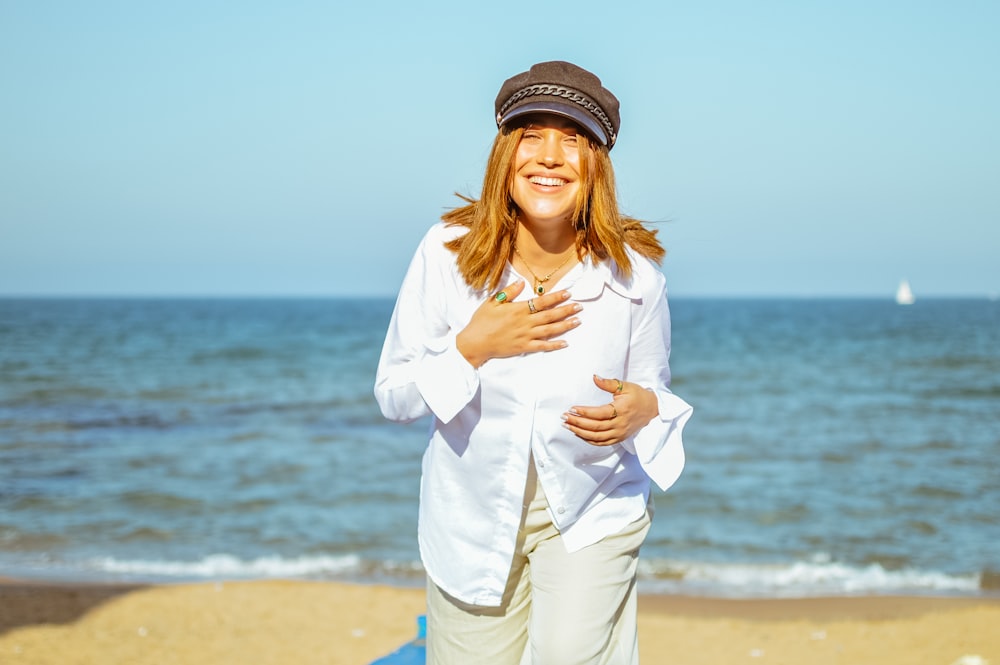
[373,227,481,424]
[621,267,693,491]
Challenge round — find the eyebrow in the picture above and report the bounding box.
[523,120,580,133]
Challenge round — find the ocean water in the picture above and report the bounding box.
[1,297,998,597]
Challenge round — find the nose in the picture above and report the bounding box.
[537,133,564,167]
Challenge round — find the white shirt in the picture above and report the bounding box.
[374,222,693,606]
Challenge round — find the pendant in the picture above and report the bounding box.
[536,284,544,295]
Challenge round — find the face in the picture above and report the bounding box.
[509,114,584,229]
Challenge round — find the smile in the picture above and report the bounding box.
[528,176,567,187]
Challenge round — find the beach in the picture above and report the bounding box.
[1,578,997,665]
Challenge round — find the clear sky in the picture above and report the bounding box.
[1,1,997,298]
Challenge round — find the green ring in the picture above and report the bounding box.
[495,291,508,303]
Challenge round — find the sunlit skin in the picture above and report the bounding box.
[510,116,582,238]
[456,114,658,445]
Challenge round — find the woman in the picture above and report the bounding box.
[375,60,693,665]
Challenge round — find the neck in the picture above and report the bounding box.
[513,219,580,295]
[515,219,576,260]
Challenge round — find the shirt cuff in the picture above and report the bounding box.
[628,390,693,491]
[413,334,480,424]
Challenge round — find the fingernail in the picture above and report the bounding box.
[572,304,583,312]
[561,292,571,300]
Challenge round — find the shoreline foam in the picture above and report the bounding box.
[3,551,992,599]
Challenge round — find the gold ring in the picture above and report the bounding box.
[610,403,618,419]
[615,379,624,393]
[495,291,508,303]
[527,299,537,314]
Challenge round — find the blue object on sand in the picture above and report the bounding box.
[369,615,426,664]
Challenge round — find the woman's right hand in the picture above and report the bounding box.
[455,280,582,368]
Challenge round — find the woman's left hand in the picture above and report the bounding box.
[562,375,659,446]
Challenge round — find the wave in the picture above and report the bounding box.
[84,553,425,585]
[89,553,366,579]
[637,555,984,597]
[73,553,990,597]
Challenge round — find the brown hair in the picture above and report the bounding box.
[443,124,664,292]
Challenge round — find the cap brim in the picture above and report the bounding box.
[499,101,610,147]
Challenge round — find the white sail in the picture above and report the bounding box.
[896,279,915,305]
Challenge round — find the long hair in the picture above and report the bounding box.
[443,124,664,292]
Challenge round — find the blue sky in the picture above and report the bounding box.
[1,1,997,297]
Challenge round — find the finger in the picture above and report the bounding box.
[524,338,569,353]
[565,404,609,420]
[524,294,570,316]
[562,408,616,431]
[531,289,573,311]
[592,374,625,395]
[530,316,581,340]
[531,302,582,326]
[493,280,526,304]
[562,420,620,446]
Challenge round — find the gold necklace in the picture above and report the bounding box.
[513,245,576,295]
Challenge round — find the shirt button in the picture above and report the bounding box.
[557,507,565,514]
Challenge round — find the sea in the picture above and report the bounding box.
[1,296,998,598]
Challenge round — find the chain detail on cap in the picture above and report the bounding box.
[498,84,616,144]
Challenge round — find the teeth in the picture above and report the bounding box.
[529,176,566,186]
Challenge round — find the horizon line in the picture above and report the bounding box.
[2,292,997,301]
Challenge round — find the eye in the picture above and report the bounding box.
[522,130,542,141]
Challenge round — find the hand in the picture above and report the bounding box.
[456,280,582,368]
[562,375,659,446]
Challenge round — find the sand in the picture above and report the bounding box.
[0,578,997,664]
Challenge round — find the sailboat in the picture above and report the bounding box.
[895,279,915,305]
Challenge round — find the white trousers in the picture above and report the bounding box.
[426,464,652,665]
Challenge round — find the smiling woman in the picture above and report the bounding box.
[374,60,693,665]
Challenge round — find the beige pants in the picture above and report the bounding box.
[426,465,652,665]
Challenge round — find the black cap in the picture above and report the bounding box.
[495,61,621,149]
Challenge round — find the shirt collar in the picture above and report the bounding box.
[565,254,641,301]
